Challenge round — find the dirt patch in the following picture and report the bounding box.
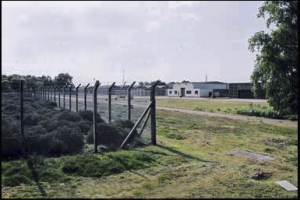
[232,149,275,161]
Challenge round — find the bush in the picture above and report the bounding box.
[23,113,40,126]
[1,138,23,159]
[40,126,84,157]
[78,110,105,123]
[112,119,137,140]
[2,174,33,187]
[86,123,122,150]
[57,110,82,122]
[2,164,33,186]
[45,101,57,109]
[2,115,19,137]
[2,104,19,114]
[78,120,92,135]
[85,120,145,150]
[25,125,47,137]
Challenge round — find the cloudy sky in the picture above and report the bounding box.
[2,1,268,85]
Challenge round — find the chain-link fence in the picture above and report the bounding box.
[2,80,159,159]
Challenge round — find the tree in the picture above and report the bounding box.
[24,75,41,96]
[150,79,166,86]
[53,73,73,87]
[41,75,54,87]
[181,80,190,83]
[248,1,298,115]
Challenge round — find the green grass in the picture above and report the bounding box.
[2,97,297,198]
[156,98,270,114]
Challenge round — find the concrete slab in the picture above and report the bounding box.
[232,149,275,161]
[275,180,298,191]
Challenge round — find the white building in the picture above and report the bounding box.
[167,81,228,98]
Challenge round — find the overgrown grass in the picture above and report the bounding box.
[1,96,298,198]
[155,98,297,120]
[156,98,269,113]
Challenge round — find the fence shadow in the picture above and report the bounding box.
[26,158,47,197]
[156,144,219,164]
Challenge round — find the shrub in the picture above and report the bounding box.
[23,113,40,126]
[111,119,145,150]
[78,120,92,135]
[112,119,137,137]
[40,126,84,157]
[1,138,23,159]
[86,123,122,150]
[2,174,33,187]
[78,110,105,123]
[25,125,47,137]
[1,115,19,137]
[2,104,19,114]
[45,101,57,109]
[40,119,60,133]
[57,110,82,122]
[2,164,33,186]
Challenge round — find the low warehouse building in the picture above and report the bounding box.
[228,82,266,99]
[167,81,228,98]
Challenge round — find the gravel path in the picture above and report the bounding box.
[144,105,297,128]
[66,96,298,128]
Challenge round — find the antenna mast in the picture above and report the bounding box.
[122,70,125,85]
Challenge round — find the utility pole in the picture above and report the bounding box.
[122,70,125,85]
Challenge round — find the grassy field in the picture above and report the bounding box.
[155,98,270,114]
[2,107,297,198]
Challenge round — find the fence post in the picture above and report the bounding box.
[93,81,100,153]
[58,86,61,108]
[20,80,25,157]
[84,83,90,111]
[63,86,66,109]
[120,101,153,149]
[150,81,160,145]
[76,84,81,113]
[127,81,136,121]
[69,85,72,111]
[50,87,53,101]
[43,87,45,100]
[108,82,116,122]
[47,86,51,101]
[53,87,56,103]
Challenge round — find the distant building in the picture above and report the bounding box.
[228,82,266,99]
[167,81,228,98]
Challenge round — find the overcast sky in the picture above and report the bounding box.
[2,1,268,85]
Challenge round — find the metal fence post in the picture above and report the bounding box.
[127,81,136,121]
[84,83,90,111]
[76,84,81,113]
[58,86,61,108]
[120,101,153,149]
[50,87,53,101]
[93,81,101,153]
[150,81,160,145]
[108,82,116,122]
[53,87,56,103]
[20,80,25,157]
[63,86,66,109]
[69,85,72,111]
[47,86,50,101]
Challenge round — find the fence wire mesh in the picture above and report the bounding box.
[2,82,156,159]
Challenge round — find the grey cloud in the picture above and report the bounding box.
[83,7,146,32]
[15,9,112,60]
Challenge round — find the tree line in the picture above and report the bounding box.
[2,73,73,94]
